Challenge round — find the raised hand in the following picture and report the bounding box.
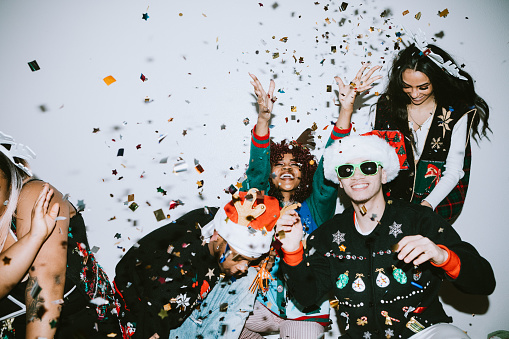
[233,188,266,226]
[30,183,60,240]
[334,63,382,113]
[395,235,448,266]
[275,209,303,252]
[249,73,276,125]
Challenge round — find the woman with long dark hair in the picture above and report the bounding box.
[334,40,490,222]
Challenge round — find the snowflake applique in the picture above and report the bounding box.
[437,110,453,137]
[431,137,443,150]
[332,231,346,245]
[388,222,403,238]
[363,331,372,339]
[385,328,394,338]
[175,293,190,312]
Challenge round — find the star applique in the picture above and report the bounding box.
[206,268,215,280]
[332,231,346,245]
[158,309,168,319]
[175,293,190,311]
[339,244,346,252]
[363,331,372,339]
[385,329,394,338]
[388,222,403,238]
[438,227,444,233]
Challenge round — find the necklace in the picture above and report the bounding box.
[408,100,436,131]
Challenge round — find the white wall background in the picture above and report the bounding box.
[1,0,507,337]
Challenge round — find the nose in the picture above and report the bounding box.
[235,262,249,274]
[351,166,363,178]
[411,88,419,99]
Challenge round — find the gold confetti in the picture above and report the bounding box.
[291,106,297,112]
[402,10,409,16]
[415,12,422,20]
[438,8,449,17]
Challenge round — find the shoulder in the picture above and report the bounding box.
[18,180,69,216]
[387,199,449,230]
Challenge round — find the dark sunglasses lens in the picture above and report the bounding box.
[338,165,354,178]
[360,161,378,175]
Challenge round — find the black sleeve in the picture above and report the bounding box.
[281,230,337,307]
[418,207,495,295]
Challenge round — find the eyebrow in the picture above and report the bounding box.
[402,81,430,87]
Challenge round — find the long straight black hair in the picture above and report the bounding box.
[383,43,491,144]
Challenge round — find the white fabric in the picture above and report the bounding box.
[323,135,401,184]
[201,207,274,259]
[410,323,470,339]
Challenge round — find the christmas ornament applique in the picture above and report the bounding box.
[352,273,366,292]
[336,271,349,289]
[332,230,346,245]
[388,222,403,238]
[375,268,390,288]
[413,266,422,281]
[392,265,407,284]
[381,310,400,326]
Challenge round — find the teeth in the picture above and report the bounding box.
[280,174,294,179]
[352,184,368,189]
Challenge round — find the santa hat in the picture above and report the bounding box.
[201,189,280,258]
[323,134,401,184]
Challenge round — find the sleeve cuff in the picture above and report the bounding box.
[252,125,270,148]
[431,244,461,279]
[331,124,352,140]
[282,242,304,266]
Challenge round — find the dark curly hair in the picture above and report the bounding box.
[383,43,491,144]
[268,140,317,203]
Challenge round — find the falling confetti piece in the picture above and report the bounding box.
[2,256,11,265]
[129,202,139,211]
[326,85,332,92]
[28,60,40,71]
[154,209,166,221]
[195,164,204,173]
[173,160,188,173]
[128,194,134,202]
[117,148,124,157]
[415,12,422,20]
[339,2,348,11]
[50,319,58,328]
[291,106,297,112]
[169,200,184,209]
[272,53,279,59]
[142,13,149,20]
[103,75,116,86]
[140,73,148,82]
[197,180,204,188]
[93,128,100,133]
[402,10,409,16]
[243,117,250,126]
[438,9,449,17]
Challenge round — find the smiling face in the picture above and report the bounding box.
[338,158,387,205]
[270,153,302,194]
[401,69,434,106]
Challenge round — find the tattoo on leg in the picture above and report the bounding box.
[25,276,47,322]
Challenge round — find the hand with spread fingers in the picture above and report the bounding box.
[395,235,448,266]
[249,73,276,135]
[335,63,382,113]
[275,209,303,253]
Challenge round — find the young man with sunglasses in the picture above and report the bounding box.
[276,134,495,338]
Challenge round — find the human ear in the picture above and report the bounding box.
[381,169,388,184]
[338,179,343,189]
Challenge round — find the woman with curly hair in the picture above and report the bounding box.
[239,71,378,339]
[334,38,490,223]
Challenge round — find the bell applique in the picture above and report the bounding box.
[375,268,390,288]
[413,266,422,281]
[392,265,407,284]
[352,273,366,292]
[336,271,349,289]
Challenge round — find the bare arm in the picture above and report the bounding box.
[16,181,69,339]
[334,63,382,129]
[0,184,59,298]
[249,73,276,136]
